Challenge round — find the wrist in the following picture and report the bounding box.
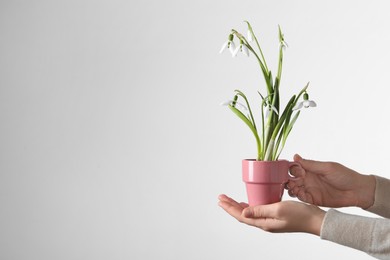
[306,205,326,236]
[356,174,376,209]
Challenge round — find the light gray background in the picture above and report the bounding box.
[1,0,389,259]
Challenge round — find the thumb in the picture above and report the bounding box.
[294,154,328,173]
[243,205,277,219]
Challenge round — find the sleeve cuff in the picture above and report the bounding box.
[366,175,390,218]
[321,208,390,259]
[320,209,374,252]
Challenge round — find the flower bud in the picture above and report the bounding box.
[232,95,238,106]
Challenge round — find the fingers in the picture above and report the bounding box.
[218,194,247,221]
[285,181,307,199]
[294,154,329,174]
[289,163,306,179]
[218,195,258,226]
[287,186,313,204]
[219,195,278,220]
[218,195,314,233]
[218,194,231,202]
[243,202,296,233]
[243,204,277,219]
[284,178,305,192]
[239,202,249,208]
[293,154,302,162]
[287,185,302,198]
[218,194,244,207]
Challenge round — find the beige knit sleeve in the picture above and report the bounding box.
[320,209,390,259]
[366,175,390,218]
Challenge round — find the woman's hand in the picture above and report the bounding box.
[218,194,325,236]
[287,154,376,209]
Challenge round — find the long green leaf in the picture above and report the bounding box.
[273,129,284,160]
[270,95,295,140]
[234,89,257,130]
[275,110,300,159]
[284,111,300,138]
[244,20,269,72]
[228,105,262,160]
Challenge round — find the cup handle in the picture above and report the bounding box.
[288,161,303,181]
[280,162,303,198]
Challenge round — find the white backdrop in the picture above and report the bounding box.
[1,0,389,259]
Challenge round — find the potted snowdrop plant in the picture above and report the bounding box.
[220,21,316,206]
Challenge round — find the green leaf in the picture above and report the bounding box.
[244,20,269,72]
[270,95,296,140]
[273,129,284,160]
[275,110,300,159]
[285,111,300,138]
[234,89,257,130]
[228,105,262,160]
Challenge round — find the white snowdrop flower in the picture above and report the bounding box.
[219,34,236,55]
[221,100,248,111]
[265,104,279,118]
[293,92,317,110]
[232,40,249,57]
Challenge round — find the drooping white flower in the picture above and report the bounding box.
[221,100,248,111]
[265,104,279,118]
[219,34,236,55]
[259,92,278,118]
[293,92,317,110]
[232,40,249,57]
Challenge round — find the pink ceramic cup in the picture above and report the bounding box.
[242,159,301,206]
